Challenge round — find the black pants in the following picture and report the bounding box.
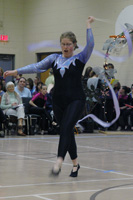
[30,107,53,130]
[53,100,85,160]
[122,108,133,127]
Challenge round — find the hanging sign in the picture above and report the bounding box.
[0,35,8,41]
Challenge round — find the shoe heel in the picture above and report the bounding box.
[69,164,80,177]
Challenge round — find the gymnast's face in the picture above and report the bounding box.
[61,38,75,58]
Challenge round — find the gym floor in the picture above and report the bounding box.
[0,131,133,200]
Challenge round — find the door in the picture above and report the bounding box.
[39,54,50,84]
[0,54,15,82]
[37,52,61,83]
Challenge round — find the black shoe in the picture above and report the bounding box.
[17,125,26,136]
[50,167,61,177]
[69,164,80,177]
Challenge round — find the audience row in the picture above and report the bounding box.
[0,64,133,137]
[0,69,56,137]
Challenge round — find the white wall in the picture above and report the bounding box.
[0,0,133,86]
[23,0,133,86]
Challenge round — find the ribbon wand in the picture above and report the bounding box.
[95,17,113,24]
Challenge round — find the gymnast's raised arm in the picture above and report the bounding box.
[78,16,95,64]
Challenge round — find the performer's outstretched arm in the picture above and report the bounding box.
[4,54,58,78]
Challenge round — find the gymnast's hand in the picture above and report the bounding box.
[88,16,95,23]
[3,70,18,78]
[87,16,95,28]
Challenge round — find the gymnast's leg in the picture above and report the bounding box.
[51,100,85,176]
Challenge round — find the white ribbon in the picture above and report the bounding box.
[77,76,120,128]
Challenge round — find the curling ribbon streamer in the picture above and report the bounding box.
[122,25,132,56]
[95,17,113,24]
[28,40,60,51]
[77,76,120,128]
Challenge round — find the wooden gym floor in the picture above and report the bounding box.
[0,131,133,200]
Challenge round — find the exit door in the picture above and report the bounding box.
[37,51,61,83]
[0,54,15,82]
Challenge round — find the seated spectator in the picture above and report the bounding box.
[118,86,131,130]
[86,67,102,130]
[87,68,102,103]
[29,84,56,134]
[0,67,6,92]
[1,81,26,136]
[122,84,133,131]
[33,81,43,96]
[0,67,4,80]
[104,63,117,80]
[113,81,121,97]
[0,80,5,98]
[26,78,35,96]
[34,76,40,89]
[13,74,23,86]
[45,69,55,88]
[82,66,92,82]
[46,84,55,116]
[2,79,6,92]
[15,77,32,97]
